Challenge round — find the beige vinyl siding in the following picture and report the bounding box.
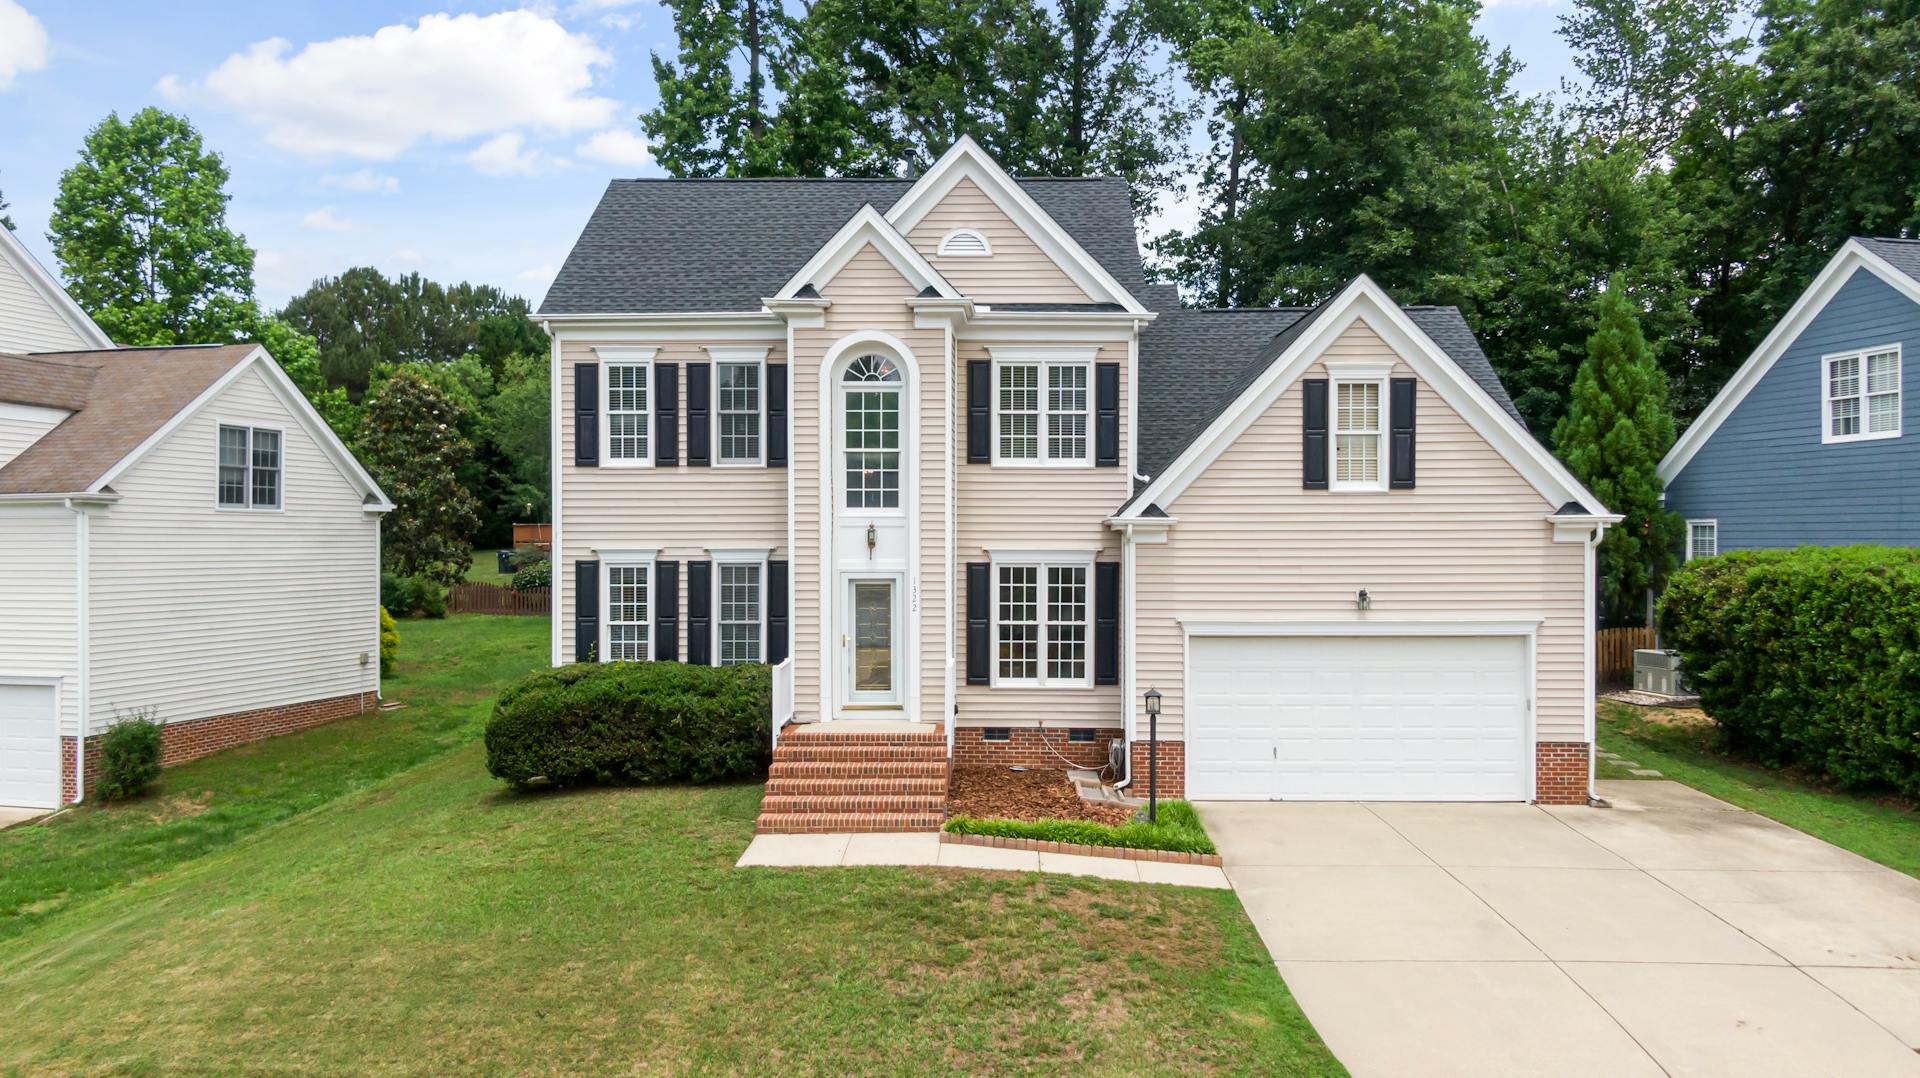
[954,340,1126,727]
[0,403,70,471]
[1135,319,1587,743]
[0,246,95,354]
[0,508,80,736]
[905,178,1091,305]
[555,341,788,664]
[792,243,951,720]
[86,367,381,731]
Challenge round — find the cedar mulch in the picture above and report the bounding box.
[947,766,1135,825]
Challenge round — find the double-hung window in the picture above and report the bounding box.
[602,555,652,662]
[605,361,650,463]
[217,425,281,509]
[1686,520,1718,562]
[716,561,763,665]
[993,556,1091,687]
[1328,364,1389,491]
[716,361,762,464]
[990,347,1095,466]
[1823,345,1901,443]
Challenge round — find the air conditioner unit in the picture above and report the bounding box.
[1633,649,1689,696]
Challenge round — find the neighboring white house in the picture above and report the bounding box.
[0,230,392,811]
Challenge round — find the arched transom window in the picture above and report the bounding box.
[842,354,903,508]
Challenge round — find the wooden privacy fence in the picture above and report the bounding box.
[449,583,550,616]
[1596,625,1658,682]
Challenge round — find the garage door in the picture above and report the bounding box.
[0,683,59,810]
[1187,635,1530,801]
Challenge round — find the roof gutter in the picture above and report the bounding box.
[0,491,119,509]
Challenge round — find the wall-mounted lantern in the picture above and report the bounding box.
[866,522,878,558]
[1356,587,1371,611]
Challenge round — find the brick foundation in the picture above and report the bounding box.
[1535,741,1592,805]
[60,691,377,804]
[952,725,1118,770]
[1127,738,1186,799]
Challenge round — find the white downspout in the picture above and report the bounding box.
[70,498,89,805]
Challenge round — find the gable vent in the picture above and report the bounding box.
[937,228,993,257]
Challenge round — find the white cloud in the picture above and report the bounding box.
[465,132,547,176]
[179,10,619,159]
[301,207,353,231]
[0,1,50,90]
[577,128,653,170]
[321,168,399,194]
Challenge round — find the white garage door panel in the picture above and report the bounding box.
[1189,635,1529,801]
[0,683,59,810]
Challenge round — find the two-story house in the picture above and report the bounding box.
[541,139,1615,830]
[1661,237,1920,560]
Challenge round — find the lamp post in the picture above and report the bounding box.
[1143,687,1162,823]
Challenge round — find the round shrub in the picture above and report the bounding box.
[413,577,448,619]
[379,605,400,676]
[511,559,551,590]
[1658,546,1920,796]
[484,661,772,789]
[380,571,418,617]
[97,708,163,801]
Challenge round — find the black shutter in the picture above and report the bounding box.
[655,363,679,466]
[1389,377,1416,489]
[766,363,788,467]
[1302,378,1329,490]
[767,559,789,664]
[574,363,599,467]
[686,362,711,467]
[686,560,712,665]
[574,560,600,662]
[654,560,679,660]
[967,360,990,464]
[1094,561,1119,685]
[966,562,991,684]
[1095,361,1120,467]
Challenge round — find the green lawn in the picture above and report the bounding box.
[0,616,546,943]
[1598,700,1920,879]
[0,616,1342,1075]
[466,548,512,582]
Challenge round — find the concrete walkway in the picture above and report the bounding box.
[1199,781,1920,1078]
[736,831,1231,888]
[0,807,46,831]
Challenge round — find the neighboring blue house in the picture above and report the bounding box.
[1662,237,1920,560]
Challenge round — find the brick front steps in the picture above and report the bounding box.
[755,723,950,834]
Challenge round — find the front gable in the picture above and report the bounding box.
[0,227,112,353]
[903,177,1092,305]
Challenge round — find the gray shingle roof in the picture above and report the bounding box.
[540,176,1148,314]
[1135,303,1525,482]
[1855,236,1920,286]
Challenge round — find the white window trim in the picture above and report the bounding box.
[936,227,993,257]
[839,357,907,516]
[1326,361,1393,493]
[1686,519,1718,562]
[1821,343,1901,444]
[711,554,768,666]
[987,346,1098,469]
[595,345,658,468]
[989,550,1096,689]
[214,423,285,512]
[598,547,657,663]
[710,352,767,467]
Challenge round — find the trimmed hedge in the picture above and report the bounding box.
[1658,546,1920,796]
[945,800,1216,855]
[485,661,772,789]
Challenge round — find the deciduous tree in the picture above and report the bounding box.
[358,371,482,587]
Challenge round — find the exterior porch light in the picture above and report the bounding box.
[1143,687,1162,823]
[1356,587,1371,610]
[866,522,877,557]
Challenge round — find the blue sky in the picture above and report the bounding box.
[0,0,1578,312]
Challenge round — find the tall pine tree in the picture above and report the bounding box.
[1554,277,1685,625]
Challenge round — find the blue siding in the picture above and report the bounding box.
[1667,268,1920,549]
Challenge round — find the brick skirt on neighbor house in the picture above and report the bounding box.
[952,725,1118,770]
[60,691,378,804]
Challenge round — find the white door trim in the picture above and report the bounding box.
[841,574,905,709]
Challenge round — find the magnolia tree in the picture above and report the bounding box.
[1554,276,1685,625]
[359,370,481,587]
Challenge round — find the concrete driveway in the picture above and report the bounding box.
[1198,781,1920,1078]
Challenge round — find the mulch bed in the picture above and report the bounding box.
[948,766,1135,825]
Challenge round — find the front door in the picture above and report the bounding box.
[845,578,899,707]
